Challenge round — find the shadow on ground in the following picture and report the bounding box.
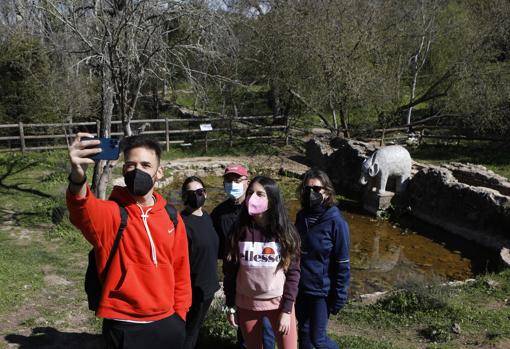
[5,327,104,349]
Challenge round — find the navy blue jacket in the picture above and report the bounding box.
[295,206,350,312]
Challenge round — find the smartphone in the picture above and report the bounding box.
[82,137,121,161]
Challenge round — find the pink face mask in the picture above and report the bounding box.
[246,194,269,215]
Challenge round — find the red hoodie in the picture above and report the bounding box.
[67,185,191,322]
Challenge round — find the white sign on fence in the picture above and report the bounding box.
[199,123,213,131]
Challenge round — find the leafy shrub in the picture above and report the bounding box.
[377,282,450,315]
[200,301,236,348]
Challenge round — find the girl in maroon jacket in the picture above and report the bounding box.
[223,176,301,349]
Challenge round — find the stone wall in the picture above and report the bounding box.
[305,137,510,251]
[408,166,510,250]
[305,136,376,198]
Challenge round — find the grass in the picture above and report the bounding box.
[409,141,510,179]
[160,138,281,161]
[1,144,510,348]
[330,270,510,348]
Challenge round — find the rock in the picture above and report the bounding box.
[443,162,510,196]
[407,166,510,251]
[485,279,499,289]
[310,128,332,136]
[452,323,461,334]
[500,247,510,267]
[359,291,389,304]
[44,274,72,286]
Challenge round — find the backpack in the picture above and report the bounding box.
[84,202,179,311]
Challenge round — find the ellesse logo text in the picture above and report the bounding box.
[238,242,281,266]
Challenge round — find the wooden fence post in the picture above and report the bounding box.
[19,122,26,153]
[285,115,290,146]
[204,131,208,153]
[165,117,170,152]
[380,129,385,147]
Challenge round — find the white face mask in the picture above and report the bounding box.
[224,181,245,199]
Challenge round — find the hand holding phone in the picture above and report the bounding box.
[81,137,121,161]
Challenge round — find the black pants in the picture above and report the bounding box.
[184,297,214,349]
[103,313,185,349]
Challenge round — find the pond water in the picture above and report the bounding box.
[164,175,495,296]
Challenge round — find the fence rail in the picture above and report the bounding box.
[0,115,288,153]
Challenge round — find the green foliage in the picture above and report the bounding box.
[200,303,236,348]
[410,142,510,179]
[332,334,408,349]
[377,283,451,315]
[161,139,280,161]
[0,30,55,123]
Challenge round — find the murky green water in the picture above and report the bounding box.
[164,175,494,296]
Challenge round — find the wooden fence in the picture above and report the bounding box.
[364,125,508,146]
[0,115,288,153]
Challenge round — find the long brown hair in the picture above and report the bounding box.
[225,176,300,270]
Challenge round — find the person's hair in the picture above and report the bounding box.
[122,135,162,162]
[298,169,337,208]
[226,176,300,270]
[181,176,205,201]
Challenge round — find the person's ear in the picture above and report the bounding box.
[156,165,164,181]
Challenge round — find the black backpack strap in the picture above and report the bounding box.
[165,203,179,229]
[101,205,128,279]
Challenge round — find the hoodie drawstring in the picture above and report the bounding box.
[138,205,157,266]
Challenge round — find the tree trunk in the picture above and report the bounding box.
[329,98,339,133]
[271,83,282,124]
[152,85,160,119]
[340,107,350,138]
[92,66,114,199]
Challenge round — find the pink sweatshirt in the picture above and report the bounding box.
[223,226,300,313]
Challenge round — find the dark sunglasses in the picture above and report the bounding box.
[304,185,324,193]
[187,188,206,196]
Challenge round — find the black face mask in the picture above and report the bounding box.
[124,169,154,196]
[303,190,324,210]
[185,190,206,209]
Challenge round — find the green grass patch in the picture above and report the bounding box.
[330,271,510,348]
[0,231,46,314]
[410,142,510,179]
[332,334,409,349]
[161,139,281,161]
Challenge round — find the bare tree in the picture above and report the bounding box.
[36,0,232,198]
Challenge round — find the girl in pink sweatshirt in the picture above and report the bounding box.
[223,176,301,349]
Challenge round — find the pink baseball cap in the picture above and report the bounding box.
[224,164,249,177]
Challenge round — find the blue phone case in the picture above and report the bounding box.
[82,137,120,161]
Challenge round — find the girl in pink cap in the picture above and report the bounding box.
[223,176,301,349]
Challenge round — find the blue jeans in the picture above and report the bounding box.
[296,294,339,349]
[237,316,275,349]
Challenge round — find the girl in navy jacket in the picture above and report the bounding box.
[295,169,350,349]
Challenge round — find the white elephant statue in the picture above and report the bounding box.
[359,145,412,194]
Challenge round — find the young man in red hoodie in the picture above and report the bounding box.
[67,133,191,349]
